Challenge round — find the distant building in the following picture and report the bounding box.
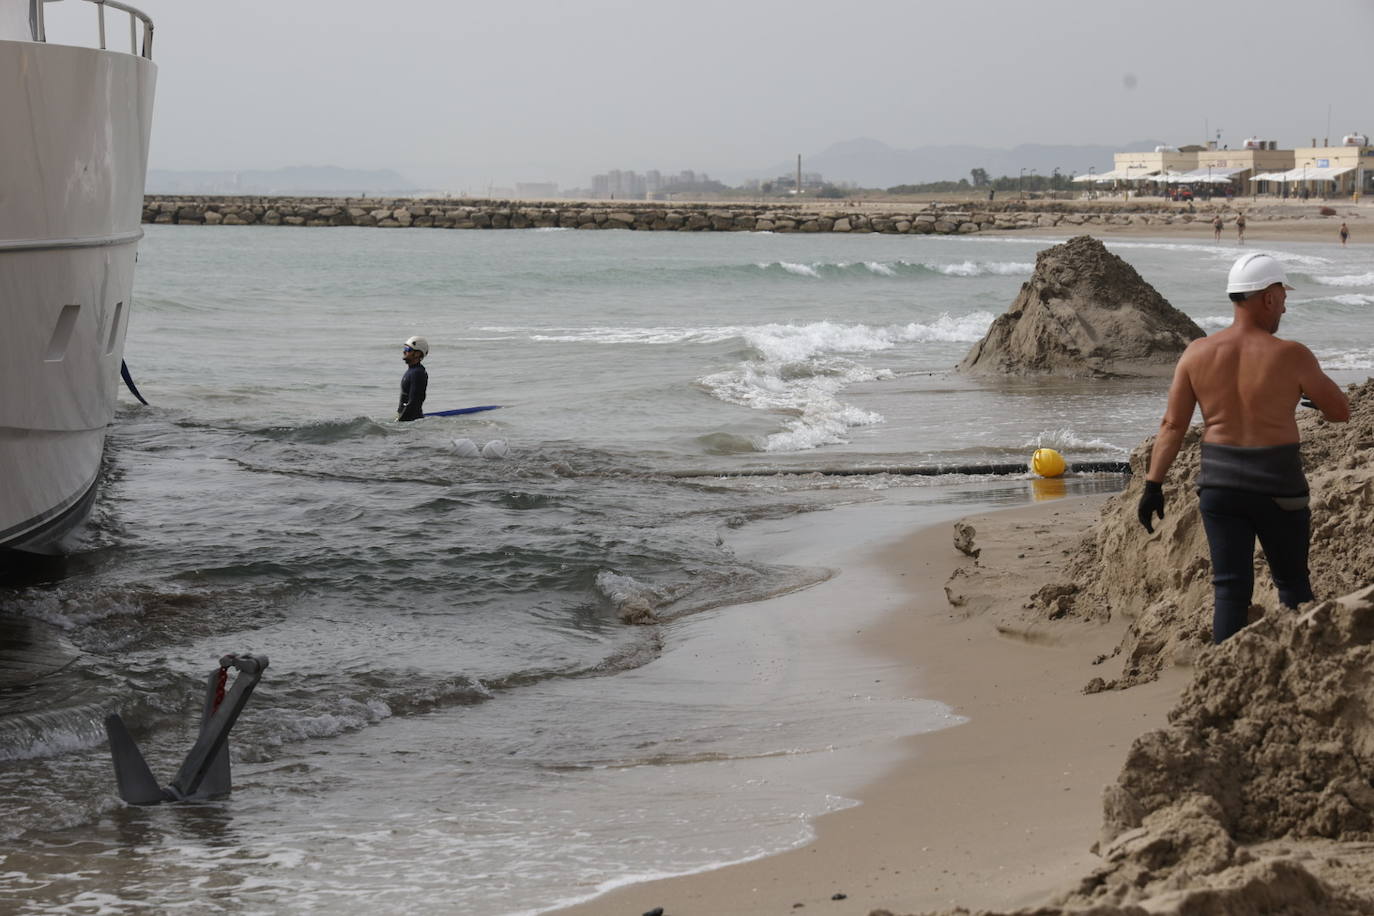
[589,169,647,199]
[1194,139,1292,191]
[587,168,720,199]
[772,171,826,192]
[1286,136,1374,196]
[1106,146,1197,181]
[1085,135,1372,198]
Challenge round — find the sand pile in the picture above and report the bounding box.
[901,584,1374,916]
[1011,377,1374,690]
[1103,586,1374,847]
[957,235,1204,378]
[904,379,1374,916]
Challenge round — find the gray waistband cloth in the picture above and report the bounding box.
[1197,442,1308,496]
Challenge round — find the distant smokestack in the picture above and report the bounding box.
[796,154,801,196]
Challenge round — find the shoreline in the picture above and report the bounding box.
[553,493,1189,916]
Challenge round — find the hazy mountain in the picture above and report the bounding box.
[726,137,1171,188]
[146,165,420,196]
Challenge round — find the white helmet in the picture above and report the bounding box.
[1226,253,1294,296]
[404,335,430,356]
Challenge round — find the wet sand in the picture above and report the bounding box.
[553,494,1189,915]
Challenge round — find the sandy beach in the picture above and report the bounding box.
[554,226,1374,916]
[1015,206,1367,244]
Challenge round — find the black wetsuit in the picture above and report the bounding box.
[1196,442,1313,643]
[397,364,428,421]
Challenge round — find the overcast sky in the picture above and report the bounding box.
[48,0,1373,190]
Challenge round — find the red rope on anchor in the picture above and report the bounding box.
[212,666,228,713]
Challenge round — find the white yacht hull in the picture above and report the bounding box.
[0,36,157,553]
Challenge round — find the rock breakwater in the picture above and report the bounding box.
[140,196,1214,235]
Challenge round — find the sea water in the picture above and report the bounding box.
[1,226,1370,914]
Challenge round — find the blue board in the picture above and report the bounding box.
[425,405,502,417]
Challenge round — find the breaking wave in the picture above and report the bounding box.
[1312,272,1374,288]
[1329,293,1374,306]
[751,259,1032,280]
[495,314,995,351]
[1316,348,1374,371]
[1025,427,1129,455]
[691,317,995,452]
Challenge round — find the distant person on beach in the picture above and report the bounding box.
[397,335,429,421]
[1137,253,1349,643]
[1235,212,1246,243]
[1340,222,1349,246]
[1212,214,1223,241]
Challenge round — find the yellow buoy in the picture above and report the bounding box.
[1031,447,1066,478]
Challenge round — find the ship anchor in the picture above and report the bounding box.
[104,653,269,805]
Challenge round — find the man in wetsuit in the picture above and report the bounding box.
[1137,252,1349,643]
[397,335,429,422]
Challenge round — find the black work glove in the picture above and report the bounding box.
[1137,480,1165,533]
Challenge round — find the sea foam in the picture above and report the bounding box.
[693,316,997,450]
[1313,272,1374,288]
[1317,348,1374,371]
[1025,427,1129,455]
[748,259,1032,279]
[934,260,1034,277]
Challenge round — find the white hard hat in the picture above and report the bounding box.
[404,335,430,355]
[481,439,510,460]
[1226,253,1294,295]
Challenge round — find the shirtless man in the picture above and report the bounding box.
[1137,252,1349,642]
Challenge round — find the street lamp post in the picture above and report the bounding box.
[1019,167,1027,198]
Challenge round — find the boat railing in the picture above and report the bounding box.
[30,0,154,60]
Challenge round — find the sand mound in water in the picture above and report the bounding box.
[957,235,1204,378]
[1014,377,1374,690]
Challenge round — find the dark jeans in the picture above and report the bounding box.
[1198,487,1313,643]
